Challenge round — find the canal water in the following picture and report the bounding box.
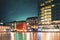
[0,29,60,40]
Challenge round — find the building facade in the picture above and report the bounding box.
[39,0,60,24]
[0,25,11,40]
[26,17,38,31]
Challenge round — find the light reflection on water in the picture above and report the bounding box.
[0,30,60,40]
[38,32,41,40]
[15,30,60,40]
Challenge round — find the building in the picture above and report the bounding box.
[10,21,26,32]
[0,25,11,40]
[26,17,38,40]
[9,21,27,40]
[26,17,38,31]
[38,0,60,40]
[39,0,60,24]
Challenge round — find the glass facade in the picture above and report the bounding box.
[39,0,60,23]
[38,0,60,40]
[40,1,53,24]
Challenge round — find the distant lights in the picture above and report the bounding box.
[0,22,3,24]
[40,3,45,6]
[46,0,53,2]
[52,4,55,7]
[3,29,6,31]
[45,0,53,3]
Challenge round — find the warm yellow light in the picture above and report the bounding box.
[45,5,51,9]
[40,3,45,6]
[41,8,44,10]
[41,17,44,19]
[45,12,51,15]
[41,11,44,13]
[41,20,45,21]
[17,30,27,32]
[52,4,55,7]
[45,1,51,3]
[44,9,51,12]
[41,14,45,16]
[26,32,30,40]
[44,18,51,21]
[11,32,14,40]
[45,17,51,19]
[46,0,53,1]
[41,5,51,10]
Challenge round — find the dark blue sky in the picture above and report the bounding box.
[0,0,40,22]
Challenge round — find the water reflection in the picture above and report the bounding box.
[0,30,60,40]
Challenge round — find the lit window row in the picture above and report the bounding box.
[45,0,53,3]
[41,5,51,10]
[41,14,51,17]
[41,17,51,20]
[40,13,45,16]
[41,9,51,13]
[41,13,51,17]
[41,8,51,12]
[41,12,51,15]
[46,0,53,2]
[40,3,45,6]
[45,15,51,18]
[44,9,51,12]
[40,0,53,6]
[41,18,51,22]
[40,15,51,21]
[40,5,52,22]
[41,17,44,19]
[41,18,51,21]
[41,11,51,15]
[44,5,54,9]
[45,18,51,21]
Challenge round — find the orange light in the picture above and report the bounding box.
[16,22,26,31]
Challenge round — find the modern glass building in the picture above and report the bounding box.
[39,0,60,24]
[38,0,60,40]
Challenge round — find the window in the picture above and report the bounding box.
[40,3,45,6]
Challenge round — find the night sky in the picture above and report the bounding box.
[0,0,40,22]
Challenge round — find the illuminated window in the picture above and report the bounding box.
[47,15,51,17]
[45,12,51,15]
[41,20,45,21]
[45,16,48,18]
[52,4,55,7]
[44,18,51,21]
[46,0,53,1]
[44,15,51,19]
[40,3,45,6]
[41,11,44,13]
[41,8,44,10]
[44,19,48,21]
[45,0,53,3]
[41,17,44,19]
[45,15,51,18]
[44,9,51,12]
[40,3,53,22]
[41,22,46,24]
[45,5,51,9]
[41,13,45,16]
[45,1,51,3]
